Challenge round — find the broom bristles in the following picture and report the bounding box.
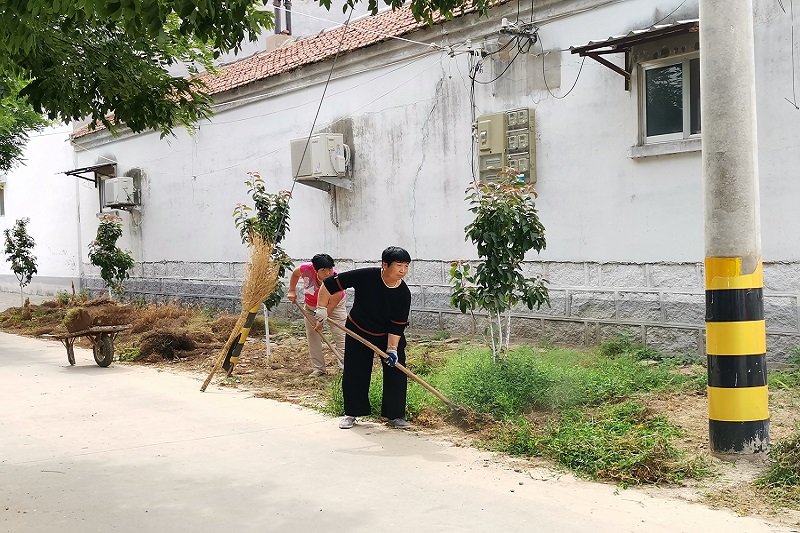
[241,233,281,311]
[201,233,283,391]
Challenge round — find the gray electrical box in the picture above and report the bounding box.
[476,108,536,184]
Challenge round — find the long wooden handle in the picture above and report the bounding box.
[318,312,458,410]
[200,313,246,392]
[292,300,344,361]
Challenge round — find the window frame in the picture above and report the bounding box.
[638,52,700,145]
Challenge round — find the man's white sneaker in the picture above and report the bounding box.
[339,416,356,429]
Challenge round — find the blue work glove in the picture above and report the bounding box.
[384,349,398,367]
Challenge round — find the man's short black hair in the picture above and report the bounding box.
[381,246,411,265]
[311,253,335,271]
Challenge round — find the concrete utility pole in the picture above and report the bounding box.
[701,0,769,454]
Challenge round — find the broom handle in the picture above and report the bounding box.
[201,330,238,392]
[200,311,248,392]
[292,300,344,361]
[314,311,457,409]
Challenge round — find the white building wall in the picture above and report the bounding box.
[22,0,800,358]
[0,124,80,295]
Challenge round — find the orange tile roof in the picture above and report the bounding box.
[72,4,483,139]
[200,6,437,94]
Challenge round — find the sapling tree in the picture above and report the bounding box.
[88,215,135,297]
[232,171,293,310]
[450,169,549,363]
[230,171,292,361]
[3,217,38,306]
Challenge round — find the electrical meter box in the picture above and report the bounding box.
[103,176,138,207]
[291,133,352,191]
[476,108,536,184]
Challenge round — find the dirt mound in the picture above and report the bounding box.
[139,331,198,361]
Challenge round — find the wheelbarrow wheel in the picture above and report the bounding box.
[93,333,114,367]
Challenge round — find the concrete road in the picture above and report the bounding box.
[0,333,792,533]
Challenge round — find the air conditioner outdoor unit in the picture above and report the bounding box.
[290,133,352,191]
[103,176,137,207]
[0,174,7,184]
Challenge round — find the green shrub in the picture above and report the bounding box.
[437,346,687,417]
[55,290,71,305]
[600,333,661,360]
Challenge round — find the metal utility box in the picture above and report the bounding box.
[476,108,536,184]
[103,176,138,207]
[291,133,352,191]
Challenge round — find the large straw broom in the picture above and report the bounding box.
[200,234,281,392]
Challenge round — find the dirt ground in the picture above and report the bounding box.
[3,296,800,526]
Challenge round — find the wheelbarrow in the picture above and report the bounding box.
[47,324,132,367]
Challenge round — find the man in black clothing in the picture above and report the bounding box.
[314,246,412,429]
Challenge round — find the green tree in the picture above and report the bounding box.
[3,217,38,306]
[0,76,49,173]
[0,1,273,139]
[0,0,480,169]
[449,169,549,363]
[233,171,293,310]
[0,0,481,136]
[332,0,487,24]
[88,215,135,297]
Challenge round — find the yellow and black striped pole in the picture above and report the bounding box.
[701,1,768,454]
[705,258,768,453]
[222,304,261,376]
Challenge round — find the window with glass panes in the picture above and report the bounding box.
[641,55,700,143]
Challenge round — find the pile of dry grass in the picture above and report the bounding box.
[131,303,193,333]
[139,331,198,361]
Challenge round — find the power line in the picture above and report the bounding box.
[287,8,354,198]
[538,35,586,100]
[208,49,441,121]
[652,0,688,26]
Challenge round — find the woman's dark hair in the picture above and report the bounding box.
[311,253,335,270]
[381,246,411,265]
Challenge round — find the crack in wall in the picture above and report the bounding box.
[410,74,446,256]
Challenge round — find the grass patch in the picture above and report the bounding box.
[769,350,800,391]
[318,340,709,486]
[436,346,691,417]
[754,432,800,508]
[118,346,141,362]
[486,402,710,486]
[322,367,436,419]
